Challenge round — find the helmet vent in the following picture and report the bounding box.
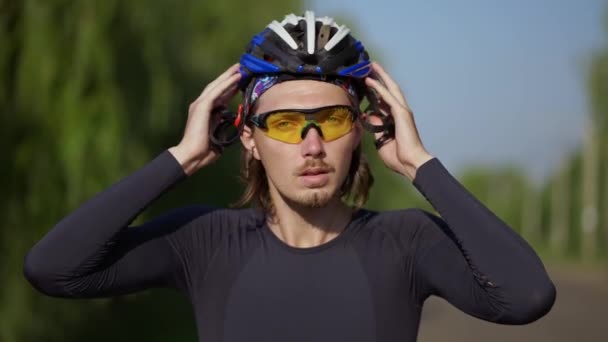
[317,25,331,51]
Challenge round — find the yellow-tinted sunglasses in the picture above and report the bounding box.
[248,105,358,144]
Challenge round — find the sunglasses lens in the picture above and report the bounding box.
[315,107,353,141]
[266,112,306,143]
[262,107,354,143]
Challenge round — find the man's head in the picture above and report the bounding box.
[231,11,375,214]
[236,79,373,214]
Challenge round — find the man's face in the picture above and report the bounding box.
[241,80,362,208]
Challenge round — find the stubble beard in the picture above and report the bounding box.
[294,189,333,208]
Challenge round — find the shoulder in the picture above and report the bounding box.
[159,205,263,256]
[122,205,262,244]
[159,205,263,237]
[358,208,448,248]
[361,207,438,233]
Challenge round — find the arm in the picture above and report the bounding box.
[24,63,244,298]
[362,62,555,324]
[22,150,208,298]
[411,157,556,324]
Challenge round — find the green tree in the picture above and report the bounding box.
[0,1,300,341]
[588,9,608,138]
[587,7,608,260]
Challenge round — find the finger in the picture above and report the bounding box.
[365,76,415,138]
[216,73,242,102]
[367,77,413,118]
[365,77,402,110]
[219,82,240,99]
[371,62,407,106]
[198,63,241,101]
[210,63,241,89]
[200,63,240,100]
[200,72,242,111]
[188,74,241,146]
[364,113,387,141]
[189,73,241,118]
[215,82,240,107]
[365,115,395,149]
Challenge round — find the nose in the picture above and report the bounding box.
[300,124,325,157]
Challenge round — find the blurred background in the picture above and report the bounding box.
[1,0,606,341]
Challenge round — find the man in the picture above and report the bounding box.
[24,11,555,342]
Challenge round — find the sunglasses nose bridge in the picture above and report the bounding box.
[299,122,325,157]
[300,121,324,140]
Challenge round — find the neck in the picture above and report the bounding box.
[266,192,355,249]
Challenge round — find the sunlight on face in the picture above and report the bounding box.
[250,80,361,208]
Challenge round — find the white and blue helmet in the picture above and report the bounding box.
[238,11,372,91]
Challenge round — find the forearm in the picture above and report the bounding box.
[413,158,556,323]
[169,145,202,176]
[23,150,186,295]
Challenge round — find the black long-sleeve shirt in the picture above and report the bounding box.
[23,150,556,342]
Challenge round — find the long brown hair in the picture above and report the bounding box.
[231,144,374,214]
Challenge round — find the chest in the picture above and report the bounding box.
[190,239,415,342]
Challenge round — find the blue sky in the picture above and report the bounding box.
[307,0,606,184]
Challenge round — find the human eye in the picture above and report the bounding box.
[320,107,350,124]
[277,120,295,128]
[271,119,299,130]
[324,113,348,125]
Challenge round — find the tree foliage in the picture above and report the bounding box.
[0,1,300,341]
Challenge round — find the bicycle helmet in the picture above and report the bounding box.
[238,10,372,91]
[209,11,394,150]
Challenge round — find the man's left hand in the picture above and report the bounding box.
[364,61,435,181]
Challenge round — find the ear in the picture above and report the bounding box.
[240,125,261,160]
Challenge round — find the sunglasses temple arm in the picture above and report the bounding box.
[209,109,244,150]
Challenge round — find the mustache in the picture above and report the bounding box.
[293,159,336,176]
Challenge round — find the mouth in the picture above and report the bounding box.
[298,168,332,187]
[299,168,331,176]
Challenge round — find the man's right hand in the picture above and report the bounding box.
[169,63,242,176]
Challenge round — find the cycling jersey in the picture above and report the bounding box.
[23,149,556,342]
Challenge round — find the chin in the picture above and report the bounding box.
[292,188,335,208]
[271,175,344,209]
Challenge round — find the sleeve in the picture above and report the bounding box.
[22,150,210,298]
[409,157,556,325]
